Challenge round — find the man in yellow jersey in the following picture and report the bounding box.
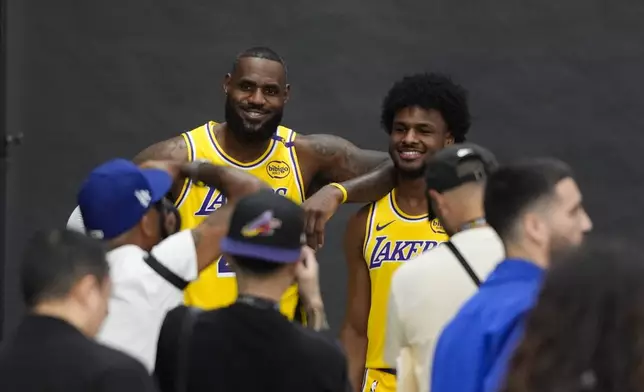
[339,73,472,392]
[128,47,396,320]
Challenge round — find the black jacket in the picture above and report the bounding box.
[156,303,351,392]
[0,315,158,392]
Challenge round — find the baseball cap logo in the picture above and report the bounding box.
[241,210,282,238]
[134,189,151,208]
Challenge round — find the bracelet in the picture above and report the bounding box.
[328,182,348,204]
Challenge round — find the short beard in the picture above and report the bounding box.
[548,236,581,265]
[397,164,426,180]
[224,97,283,144]
[388,145,427,180]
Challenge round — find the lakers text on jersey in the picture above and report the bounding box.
[363,189,448,371]
[175,121,306,318]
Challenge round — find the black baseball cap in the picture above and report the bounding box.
[425,143,498,194]
[220,189,305,263]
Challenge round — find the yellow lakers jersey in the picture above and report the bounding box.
[175,121,306,319]
[363,189,449,369]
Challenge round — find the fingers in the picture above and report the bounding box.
[314,213,326,249]
[296,246,319,277]
[305,210,323,251]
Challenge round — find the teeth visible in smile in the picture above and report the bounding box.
[244,110,265,118]
[400,151,421,158]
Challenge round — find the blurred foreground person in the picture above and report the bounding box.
[75,158,265,371]
[385,143,503,392]
[431,158,593,392]
[155,190,349,392]
[0,229,156,392]
[499,241,644,392]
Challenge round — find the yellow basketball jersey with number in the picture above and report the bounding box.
[175,121,306,318]
[363,189,449,369]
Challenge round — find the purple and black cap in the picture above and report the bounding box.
[220,189,305,263]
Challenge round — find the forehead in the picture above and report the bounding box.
[232,57,286,86]
[552,177,581,208]
[393,106,447,128]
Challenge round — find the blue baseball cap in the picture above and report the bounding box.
[77,158,173,240]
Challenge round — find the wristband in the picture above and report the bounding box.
[328,182,348,204]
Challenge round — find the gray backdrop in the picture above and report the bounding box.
[4,0,644,338]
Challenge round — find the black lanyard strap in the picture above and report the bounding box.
[445,241,481,287]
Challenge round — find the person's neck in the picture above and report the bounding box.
[453,206,487,233]
[236,278,289,304]
[108,230,151,252]
[32,301,93,337]
[394,175,427,213]
[504,241,549,269]
[219,123,273,163]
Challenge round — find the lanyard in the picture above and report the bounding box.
[459,217,487,232]
[236,295,280,311]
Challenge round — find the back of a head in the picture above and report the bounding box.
[222,189,305,278]
[21,229,109,307]
[484,158,572,242]
[501,241,644,392]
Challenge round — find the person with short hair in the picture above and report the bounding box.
[430,158,593,392]
[155,189,346,392]
[0,229,157,392]
[384,143,504,392]
[70,46,399,325]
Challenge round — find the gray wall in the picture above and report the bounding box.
[4,0,644,337]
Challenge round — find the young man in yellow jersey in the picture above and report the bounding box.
[128,47,396,320]
[339,73,472,392]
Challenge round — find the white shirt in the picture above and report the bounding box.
[66,207,198,372]
[384,226,504,392]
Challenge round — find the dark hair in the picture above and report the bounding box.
[484,158,573,241]
[501,240,644,392]
[21,229,109,307]
[380,73,471,142]
[230,255,286,277]
[232,46,287,76]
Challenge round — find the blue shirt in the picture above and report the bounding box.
[430,259,544,392]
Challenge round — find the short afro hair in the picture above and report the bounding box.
[380,73,471,142]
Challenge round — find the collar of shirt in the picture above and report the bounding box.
[483,258,544,287]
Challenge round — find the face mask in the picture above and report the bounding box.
[153,198,182,240]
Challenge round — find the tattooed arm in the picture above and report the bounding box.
[132,136,190,202]
[66,136,189,233]
[181,161,269,271]
[296,134,395,203]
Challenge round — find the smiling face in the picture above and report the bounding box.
[223,57,290,144]
[388,106,454,178]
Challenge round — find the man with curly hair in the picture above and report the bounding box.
[339,73,472,392]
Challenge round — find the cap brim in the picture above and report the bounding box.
[220,237,301,264]
[140,169,173,203]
